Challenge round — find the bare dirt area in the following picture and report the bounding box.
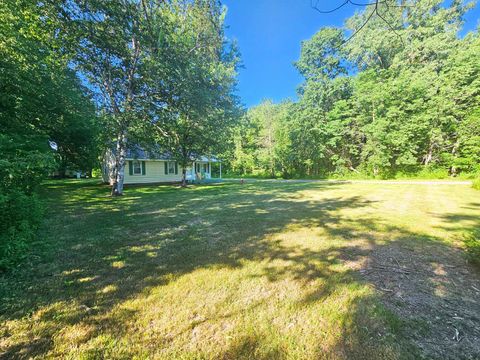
[360,241,480,359]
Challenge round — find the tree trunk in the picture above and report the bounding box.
[423,141,434,166]
[181,167,187,187]
[449,140,459,177]
[58,167,67,178]
[57,157,68,178]
[450,165,457,177]
[179,148,189,188]
[116,157,126,194]
[111,132,127,196]
[423,151,433,166]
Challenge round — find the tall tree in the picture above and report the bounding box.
[152,0,240,187]
[68,0,173,195]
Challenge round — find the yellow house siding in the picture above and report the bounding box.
[124,160,182,184]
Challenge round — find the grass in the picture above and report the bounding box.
[464,230,480,266]
[1,179,480,359]
[473,176,480,190]
[224,168,478,181]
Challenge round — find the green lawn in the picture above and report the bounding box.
[1,180,479,359]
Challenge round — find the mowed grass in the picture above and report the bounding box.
[1,180,479,359]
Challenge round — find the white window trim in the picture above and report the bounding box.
[133,160,142,175]
[167,161,176,174]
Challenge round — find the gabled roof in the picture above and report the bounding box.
[123,146,220,162]
[125,147,169,160]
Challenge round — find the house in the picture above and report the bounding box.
[102,148,221,185]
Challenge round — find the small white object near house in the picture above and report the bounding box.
[102,148,221,185]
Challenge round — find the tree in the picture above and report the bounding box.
[67,0,173,195]
[151,0,240,187]
[292,28,352,175]
[67,0,239,192]
[48,71,100,176]
[249,101,280,177]
[0,0,97,268]
[230,112,256,175]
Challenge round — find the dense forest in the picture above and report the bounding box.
[228,0,480,179]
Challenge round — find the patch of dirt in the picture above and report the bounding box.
[359,242,480,359]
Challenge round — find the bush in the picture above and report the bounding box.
[91,168,102,178]
[0,190,43,271]
[0,137,54,271]
[464,230,480,266]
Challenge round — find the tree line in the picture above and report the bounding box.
[228,0,480,179]
[0,0,238,269]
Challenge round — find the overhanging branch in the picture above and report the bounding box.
[311,0,407,44]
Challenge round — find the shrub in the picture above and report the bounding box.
[91,168,102,178]
[0,190,43,271]
[0,137,53,271]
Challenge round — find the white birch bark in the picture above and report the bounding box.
[112,132,127,195]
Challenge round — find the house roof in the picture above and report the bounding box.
[124,147,220,162]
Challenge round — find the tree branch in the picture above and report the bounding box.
[311,0,409,44]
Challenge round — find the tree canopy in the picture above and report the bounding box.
[228,0,480,179]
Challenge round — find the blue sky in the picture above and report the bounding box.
[222,0,480,108]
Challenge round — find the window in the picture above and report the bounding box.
[203,163,209,173]
[133,161,142,175]
[165,161,177,174]
[168,161,175,174]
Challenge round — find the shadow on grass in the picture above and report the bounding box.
[1,180,479,358]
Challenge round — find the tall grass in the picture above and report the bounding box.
[464,230,480,266]
[472,177,480,190]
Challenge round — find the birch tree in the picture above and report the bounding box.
[67,0,178,195]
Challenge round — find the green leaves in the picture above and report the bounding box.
[0,0,99,267]
[229,0,480,179]
[66,0,240,189]
[150,1,240,175]
[0,0,98,177]
[296,28,346,81]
